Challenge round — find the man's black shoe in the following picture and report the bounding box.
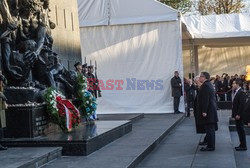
[199,142,208,146]
[175,111,182,114]
[0,145,7,151]
[200,147,215,151]
[235,146,247,151]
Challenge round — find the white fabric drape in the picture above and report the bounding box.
[77,0,178,27]
[80,21,184,114]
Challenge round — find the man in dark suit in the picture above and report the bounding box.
[244,99,250,127]
[232,79,247,151]
[197,72,218,151]
[171,71,183,114]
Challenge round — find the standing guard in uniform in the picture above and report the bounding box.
[86,65,99,120]
[74,62,82,74]
[94,61,101,98]
[82,63,88,77]
[87,65,96,97]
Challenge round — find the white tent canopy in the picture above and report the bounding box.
[78,0,184,114]
[78,0,179,27]
[182,13,250,39]
[182,13,250,77]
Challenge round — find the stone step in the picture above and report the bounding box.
[1,114,144,156]
[42,113,185,168]
[229,125,250,135]
[128,114,185,168]
[1,120,132,156]
[0,147,62,168]
[98,113,144,123]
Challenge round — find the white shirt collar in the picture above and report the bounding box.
[234,87,241,95]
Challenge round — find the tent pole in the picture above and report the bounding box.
[189,39,199,77]
[194,45,199,76]
[189,39,195,77]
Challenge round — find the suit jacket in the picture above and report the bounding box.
[244,99,250,123]
[197,80,218,125]
[171,76,183,97]
[232,88,246,118]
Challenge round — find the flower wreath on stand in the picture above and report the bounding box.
[44,88,81,132]
[76,73,97,120]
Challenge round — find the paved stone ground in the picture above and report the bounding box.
[137,110,238,168]
[0,147,61,168]
[231,132,250,168]
[42,114,184,168]
[2,111,249,168]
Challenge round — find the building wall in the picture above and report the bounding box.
[49,0,81,70]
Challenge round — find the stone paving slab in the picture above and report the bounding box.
[42,113,184,168]
[230,132,250,168]
[138,110,237,168]
[192,110,236,168]
[0,147,62,168]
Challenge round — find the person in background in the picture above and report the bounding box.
[225,75,232,101]
[215,76,224,101]
[171,71,183,114]
[232,79,247,151]
[240,75,246,83]
[184,78,195,117]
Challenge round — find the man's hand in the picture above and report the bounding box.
[235,115,240,120]
[202,113,207,117]
[248,123,250,126]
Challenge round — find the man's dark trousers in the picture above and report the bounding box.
[174,97,180,113]
[204,124,215,149]
[236,120,247,147]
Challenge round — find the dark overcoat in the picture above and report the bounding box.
[193,89,205,133]
[197,80,218,125]
[171,76,183,97]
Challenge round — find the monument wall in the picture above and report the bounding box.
[49,0,81,70]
